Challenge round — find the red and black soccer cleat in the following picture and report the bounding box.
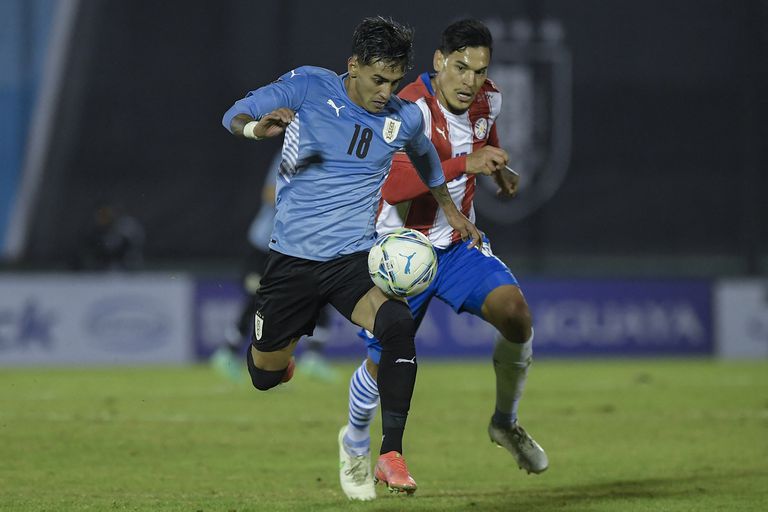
[374,451,417,495]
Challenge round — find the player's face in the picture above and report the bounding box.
[433,46,491,114]
[346,57,405,113]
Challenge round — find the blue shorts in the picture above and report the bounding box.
[361,236,519,364]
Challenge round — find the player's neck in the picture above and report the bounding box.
[430,76,440,102]
[343,76,365,110]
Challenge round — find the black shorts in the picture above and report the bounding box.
[252,250,374,352]
[241,247,270,285]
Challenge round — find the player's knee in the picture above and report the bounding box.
[373,300,415,351]
[496,295,532,343]
[246,347,287,391]
[249,367,286,391]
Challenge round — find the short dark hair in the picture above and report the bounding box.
[351,16,414,70]
[440,19,493,55]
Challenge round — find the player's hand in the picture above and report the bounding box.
[254,108,296,138]
[465,146,509,176]
[493,166,519,198]
[444,207,483,250]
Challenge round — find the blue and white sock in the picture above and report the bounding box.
[344,360,380,456]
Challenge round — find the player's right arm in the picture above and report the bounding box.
[382,126,508,205]
[404,118,482,249]
[382,153,465,204]
[222,71,309,139]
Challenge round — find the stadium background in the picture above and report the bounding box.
[1,0,766,363]
[1,1,767,511]
[2,0,766,271]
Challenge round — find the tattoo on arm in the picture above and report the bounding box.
[430,183,455,209]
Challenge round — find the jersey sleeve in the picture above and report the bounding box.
[402,111,445,189]
[488,123,500,147]
[222,72,310,132]
[382,96,464,204]
[382,153,466,204]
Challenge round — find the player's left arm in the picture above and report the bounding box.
[382,152,468,204]
[405,130,482,249]
[222,74,308,140]
[486,114,519,198]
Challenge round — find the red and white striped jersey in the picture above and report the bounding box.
[377,72,503,249]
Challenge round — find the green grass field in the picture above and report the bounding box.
[1,359,767,511]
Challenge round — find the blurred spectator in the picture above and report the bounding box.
[74,203,145,271]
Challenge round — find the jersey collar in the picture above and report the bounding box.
[419,72,435,97]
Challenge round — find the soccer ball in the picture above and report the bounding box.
[368,228,437,297]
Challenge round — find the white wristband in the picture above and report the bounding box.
[242,121,262,140]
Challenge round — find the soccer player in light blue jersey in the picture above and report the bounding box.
[209,152,339,384]
[222,17,482,496]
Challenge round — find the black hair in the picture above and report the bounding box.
[440,19,493,55]
[351,16,414,70]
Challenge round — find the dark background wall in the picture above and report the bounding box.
[23,0,768,275]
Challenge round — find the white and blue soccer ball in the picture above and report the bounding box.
[368,228,437,297]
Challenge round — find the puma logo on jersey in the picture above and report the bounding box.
[290,69,299,78]
[435,126,447,140]
[326,99,345,117]
[395,356,416,364]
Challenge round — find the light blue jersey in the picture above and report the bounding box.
[223,66,445,261]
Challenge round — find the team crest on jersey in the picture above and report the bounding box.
[382,117,402,144]
[254,310,264,341]
[474,118,489,140]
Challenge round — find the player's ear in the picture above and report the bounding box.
[433,50,445,72]
[348,56,359,78]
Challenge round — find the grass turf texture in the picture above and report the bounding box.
[1,360,767,511]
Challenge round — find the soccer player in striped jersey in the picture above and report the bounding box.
[338,19,548,500]
[222,17,481,497]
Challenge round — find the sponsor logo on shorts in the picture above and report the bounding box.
[254,310,264,341]
[395,356,416,364]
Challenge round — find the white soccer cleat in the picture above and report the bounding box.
[338,426,376,500]
[488,420,549,474]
